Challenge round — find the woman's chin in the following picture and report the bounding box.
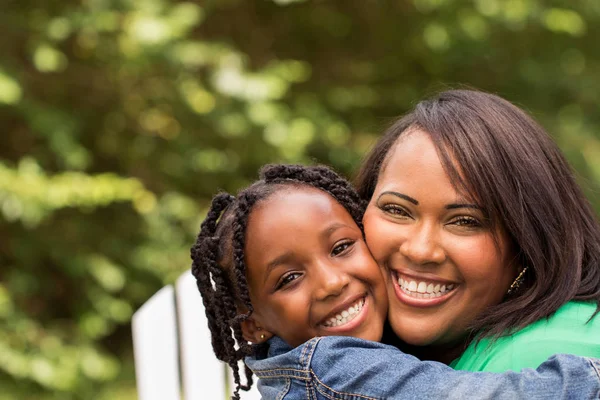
[388,325,437,347]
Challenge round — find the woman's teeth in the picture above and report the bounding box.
[322,298,365,327]
[398,277,455,299]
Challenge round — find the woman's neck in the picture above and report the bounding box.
[399,341,468,364]
[380,323,470,364]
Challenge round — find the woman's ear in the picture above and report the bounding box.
[240,317,274,344]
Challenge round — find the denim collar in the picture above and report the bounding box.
[266,336,293,358]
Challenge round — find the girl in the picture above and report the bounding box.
[191,163,600,399]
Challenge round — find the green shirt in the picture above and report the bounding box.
[450,301,600,372]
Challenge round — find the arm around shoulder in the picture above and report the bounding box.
[307,337,600,400]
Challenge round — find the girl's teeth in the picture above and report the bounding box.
[323,298,365,327]
[397,277,456,298]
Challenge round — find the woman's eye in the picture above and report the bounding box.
[451,216,481,228]
[381,204,410,217]
[276,272,301,290]
[331,241,354,256]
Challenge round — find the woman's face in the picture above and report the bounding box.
[363,129,516,349]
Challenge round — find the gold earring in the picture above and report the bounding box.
[507,266,528,295]
[259,334,266,340]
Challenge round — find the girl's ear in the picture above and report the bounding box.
[240,317,274,344]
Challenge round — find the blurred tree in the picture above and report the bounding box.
[1,0,599,398]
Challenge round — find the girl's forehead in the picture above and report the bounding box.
[251,186,346,223]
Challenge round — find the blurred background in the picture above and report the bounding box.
[1,0,599,398]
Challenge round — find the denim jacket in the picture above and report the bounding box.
[245,336,600,400]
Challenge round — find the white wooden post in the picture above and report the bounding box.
[133,271,264,399]
[132,285,181,400]
[176,272,227,400]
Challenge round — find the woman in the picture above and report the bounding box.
[356,89,600,370]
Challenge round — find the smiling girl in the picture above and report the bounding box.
[191,163,600,399]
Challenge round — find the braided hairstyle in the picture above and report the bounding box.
[190,164,367,399]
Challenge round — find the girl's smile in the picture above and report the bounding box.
[319,295,367,331]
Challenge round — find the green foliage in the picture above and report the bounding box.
[1,0,599,398]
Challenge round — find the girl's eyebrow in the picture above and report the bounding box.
[321,222,351,239]
[378,191,418,205]
[264,252,293,283]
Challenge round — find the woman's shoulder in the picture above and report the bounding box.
[451,301,600,372]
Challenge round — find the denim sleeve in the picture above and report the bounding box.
[310,337,600,400]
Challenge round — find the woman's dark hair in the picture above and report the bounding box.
[356,89,600,339]
[191,164,367,399]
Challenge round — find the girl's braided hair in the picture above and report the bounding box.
[190,164,367,399]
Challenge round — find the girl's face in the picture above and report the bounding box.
[244,187,388,348]
[363,130,516,351]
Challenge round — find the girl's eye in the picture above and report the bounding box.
[380,204,410,217]
[276,272,302,290]
[331,240,354,257]
[450,216,482,228]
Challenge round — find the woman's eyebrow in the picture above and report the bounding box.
[379,191,418,205]
[446,203,483,211]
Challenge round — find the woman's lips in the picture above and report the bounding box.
[391,271,458,307]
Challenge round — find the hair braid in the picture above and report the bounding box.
[190,192,253,399]
[191,193,234,357]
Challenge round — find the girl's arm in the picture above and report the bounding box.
[310,337,600,400]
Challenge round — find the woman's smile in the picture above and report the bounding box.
[391,271,459,307]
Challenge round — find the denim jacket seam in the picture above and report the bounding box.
[305,378,309,400]
[275,378,291,400]
[300,337,321,369]
[310,369,380,400]
[252,368,311,380]
[299,339,310,367]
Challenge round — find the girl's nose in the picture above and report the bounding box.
[313,261,350,301]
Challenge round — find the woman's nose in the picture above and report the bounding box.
[399,223,446,266]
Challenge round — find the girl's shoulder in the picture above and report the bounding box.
[451,301,600,372]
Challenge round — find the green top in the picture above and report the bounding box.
[450,301,600,372]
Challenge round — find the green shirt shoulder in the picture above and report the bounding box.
[450,301,600,372]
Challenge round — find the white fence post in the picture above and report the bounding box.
[132,285,181,400]
[133,271,264,399]
[176,272,228,400]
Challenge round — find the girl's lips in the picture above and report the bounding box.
[319,296,369,334]
[391,271,459,308]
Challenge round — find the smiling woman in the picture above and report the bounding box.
[356,89,600,369]
[363,130,516,363]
